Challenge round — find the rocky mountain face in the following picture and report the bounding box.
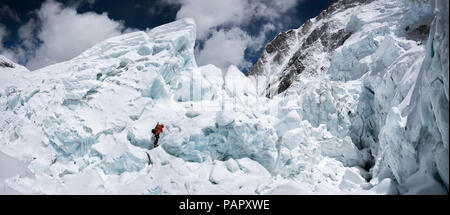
[0,55,27,71]
[247,0,433,98]
[248,0,376,98]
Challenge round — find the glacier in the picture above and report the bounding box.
[0,0,448,194]
[248,0,448,194]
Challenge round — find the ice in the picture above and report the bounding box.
[275,110,301,137]
[371,36,404,75]
[224,65,257,98]
[224,158,239,173]
[149,76,170,99]
[280,128,302,150]
[329,34,378,81]
[369,178,398,195]
[327,0,448,192]
[0,55,29,74]
[0,151,31,194]
[277,119,363,168]
[0,19,205,193]
[397,171,447,195]
[270,0,447,194]
[0,0,448,194]
[163,109,279,172]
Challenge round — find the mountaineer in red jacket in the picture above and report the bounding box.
[151,123,164,148]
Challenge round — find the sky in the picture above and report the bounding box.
[0,0,333,73]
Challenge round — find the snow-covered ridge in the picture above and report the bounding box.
[0,18,277,194]
[0,0,448,194]
[0,17,377,194]
[0,55,29,72]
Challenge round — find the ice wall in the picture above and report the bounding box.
[252,0,448,194]
[373,0,449,192]
[326,0,448,193]
[0,19,202,192]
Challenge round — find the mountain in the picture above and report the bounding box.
[248,0,366,97]
[0,0,447,194]
[248,0,448,193]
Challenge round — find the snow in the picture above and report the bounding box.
[0,151,31,194]
[0,0,448,195]
[255,0,448,194]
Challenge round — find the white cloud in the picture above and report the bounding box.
[176,0,247,40]
[175,0,299,39]
[0,25,21,62]
[3,0,301,71]
[18,19,38,50]
[248,23,276,52]
[196,27,252,70]
[169,0,301,71]
[195,23,276,71]
[8,0,126,70]
[28,0,126,70]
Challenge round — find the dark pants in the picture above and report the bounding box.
[154,134,160,147]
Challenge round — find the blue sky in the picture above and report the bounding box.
[0,0,333,73]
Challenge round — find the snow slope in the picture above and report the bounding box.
[0,18,384,195]
[0,0,448,195]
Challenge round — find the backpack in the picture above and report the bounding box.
[151,129,157,134]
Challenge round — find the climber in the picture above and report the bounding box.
[151,123,164,148]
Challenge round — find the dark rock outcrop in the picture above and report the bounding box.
[247,0,373,98]
[0,61,14,68]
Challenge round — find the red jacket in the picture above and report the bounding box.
[154,124,164,135]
